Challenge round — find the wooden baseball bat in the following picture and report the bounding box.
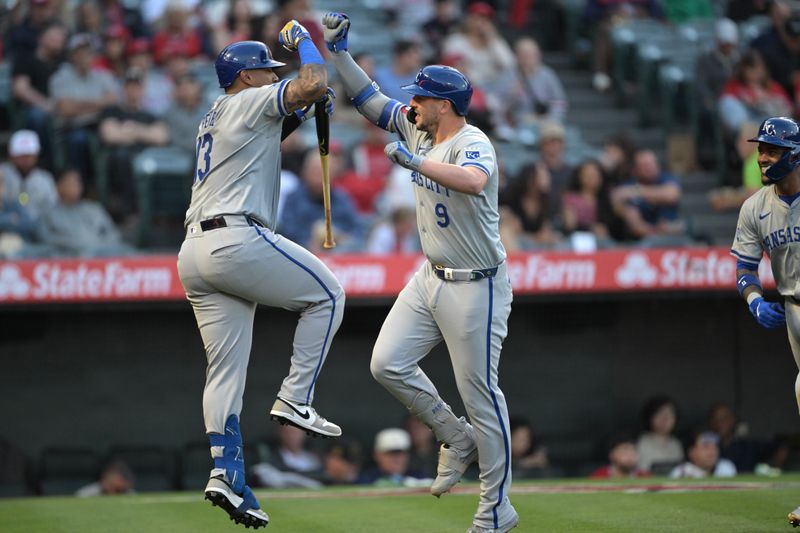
[315,100,335,249]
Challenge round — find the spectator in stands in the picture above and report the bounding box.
[669,430,737,479]
[509,417,549,478]
[611,149,683,241]
[0,130,57,222]
[500,162,560,247]
[537,120,574,217]
[599,132,635,187]
[366,206,419,254]
[0,168,36,259]
[582,0,665,92]
[4,0,57,61]
[126,38,174,118]
[695,19,741,124]
[422,0,461,60]
[94,24,130,81]
[357,428,430,487]
[708,402,777,473]
[49,33,119,185]
[404,415,437,478]
[151,2,207,66]
[442,2,516,94]
[374,40,423,104]
[74,0,104,47]
[337,122,391,216]
[212,0,257,51]
[279,150,365,251]
[11,20,67,165]
[164,73,206,157]
[708,121,763,212]
[99,0,148,39]
[561,159,613,240]
[98,67,170,221]
[750,0,800,97]
[718,50,792,137]
[75,459,135,497]
[37,168,133,257]
[510,37,567,126]
[267,425,324,478]
[636,395,684,472]
[590,432,650,479]
[322,440,362,485]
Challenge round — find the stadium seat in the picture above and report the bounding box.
[37,447,101,496]
[132,146,195,248]
[105,445,177,492]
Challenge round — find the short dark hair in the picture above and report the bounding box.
[393,39,419,57]
[640,395,678,432]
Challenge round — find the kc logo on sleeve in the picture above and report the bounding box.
[465,151,480,159]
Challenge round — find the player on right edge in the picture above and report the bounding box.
[729,116,800,527]
[322,13,517,533]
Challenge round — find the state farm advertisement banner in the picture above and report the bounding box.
[0,248,776,304]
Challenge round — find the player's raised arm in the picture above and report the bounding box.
[321,13,406,134]
[279,20,328,112]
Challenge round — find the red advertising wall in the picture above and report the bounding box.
[0,247,775,304]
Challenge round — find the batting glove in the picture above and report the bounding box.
[279,20,312,52]
[385,141,425,172]
[295,87,336,122]
[322,12,350,52]
[748,297,786,329]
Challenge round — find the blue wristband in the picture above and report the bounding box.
[736,273,761,297]
[298,38,325,65]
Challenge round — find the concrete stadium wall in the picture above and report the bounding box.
[1,294,796,469]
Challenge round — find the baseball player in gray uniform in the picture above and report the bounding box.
[323,13,517,533]
[177,23,344,529]
[729,116,800,527]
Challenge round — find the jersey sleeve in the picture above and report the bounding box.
[731,201,764,269]
[386,101,416,142]
[241,80,292,128]
[452,134,496,178]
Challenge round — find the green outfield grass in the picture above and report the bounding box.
[2,477,800,533]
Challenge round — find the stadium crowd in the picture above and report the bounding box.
[0,0,792,258]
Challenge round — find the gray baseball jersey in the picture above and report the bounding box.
[368,101,515,530]
[178,80,344,437]
[386,103,506,269]
[731,185,800,297]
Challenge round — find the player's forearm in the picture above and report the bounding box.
[328,51,394,128]
[736,267,763,304]
[418,160,488,196]
[285,63,328,112]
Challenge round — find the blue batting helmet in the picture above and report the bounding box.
[401,65,473,116]
[749,116,800,182]
[215,41,286,89]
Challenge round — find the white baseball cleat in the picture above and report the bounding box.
[204,476,269,529]
[467,513,519,533]
[430,440,478,497]
[269,397,342,438]
[789,506,800,527]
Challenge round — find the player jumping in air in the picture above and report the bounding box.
[322,13,517,533]
[729,116,800,527]
[177,25,343,529]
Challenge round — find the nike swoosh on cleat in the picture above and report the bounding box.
[278,398,311,419]
[759,212,771,219]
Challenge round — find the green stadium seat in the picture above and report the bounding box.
[37,447,101,496]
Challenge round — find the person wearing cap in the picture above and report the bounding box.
[536,119,573,221]
[98,66,169,221]
[0,168,37,259]
[125,37,174,118]
[49,32,119,181]
[0,130,57,222]
[163,73,207,156]
[94,24,130,80]
[357,428,430,486]
[694,18,741,137]
[669,430,737,479]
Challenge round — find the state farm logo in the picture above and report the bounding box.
[0,264,30,299]
[615,252,658,287]
[615,250,736,288]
